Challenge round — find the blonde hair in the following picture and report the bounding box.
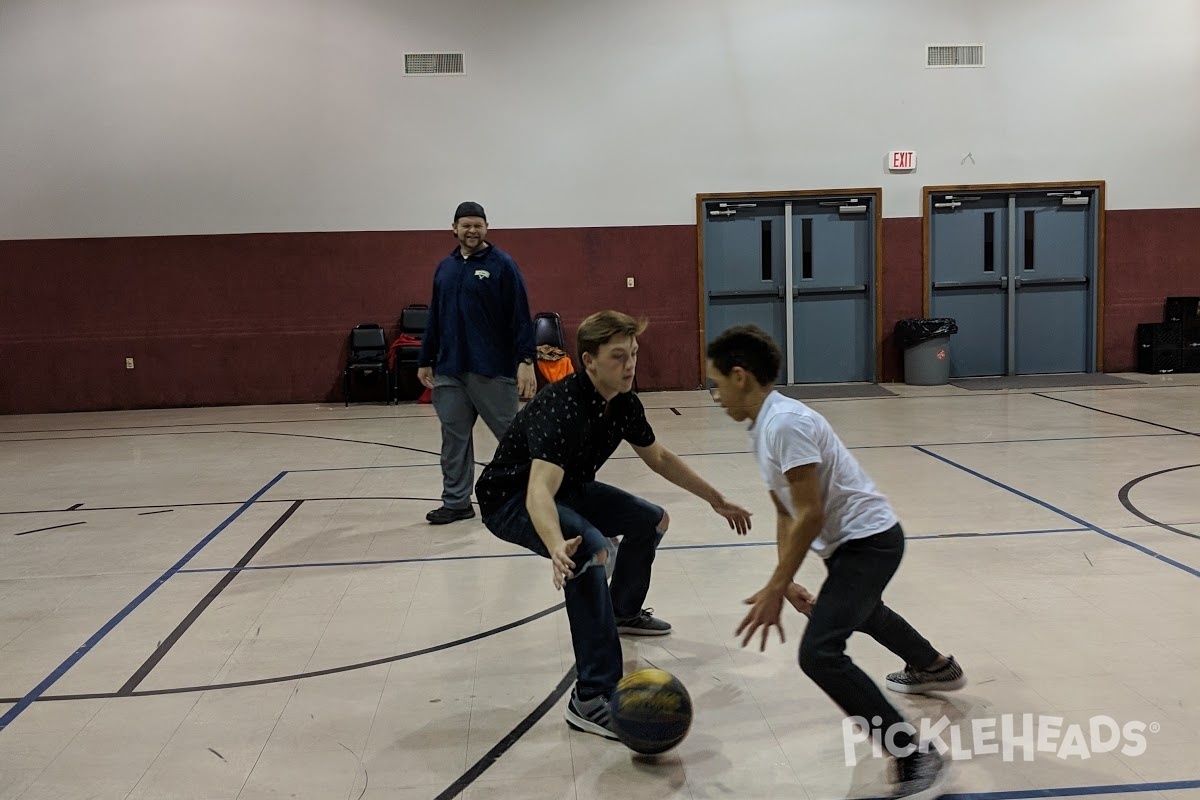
[576,310,648,362]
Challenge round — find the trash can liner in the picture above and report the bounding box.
[894,318,959,350]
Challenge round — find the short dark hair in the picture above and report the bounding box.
[577,310,648,362]
[706,325,781,386]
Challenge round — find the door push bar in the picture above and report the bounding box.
[932,278,1006,289]
[932,276,1087,289]
[792,285,867,297]
[1014,276,1089,287]
[707,288,785,299]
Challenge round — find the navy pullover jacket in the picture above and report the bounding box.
[417,243,537,379]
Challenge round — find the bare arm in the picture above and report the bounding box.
[632,440,720,503]
[526,459,566,548]
[771,490,792,544]
[736,466,824,649]
[631,440,752,534]
[767,465,825,591]
[526,459,584,589]
[770,487,817,617]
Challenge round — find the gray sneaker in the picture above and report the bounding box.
[564,690,619,740]
[615,608,672,636]
[891,748,950,800]
[886,656,966,694]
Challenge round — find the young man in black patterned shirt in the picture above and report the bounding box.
[475,310,754,739]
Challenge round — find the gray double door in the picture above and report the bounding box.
[702,196,876,384]
[928,188,1100,377]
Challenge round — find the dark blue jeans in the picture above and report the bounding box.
[799,523,939,749]
[483,482,666,701]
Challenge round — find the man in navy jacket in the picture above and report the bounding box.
[418,201,538,524]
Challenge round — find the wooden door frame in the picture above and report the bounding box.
[695,188,885,386]
[921,180,1107,371]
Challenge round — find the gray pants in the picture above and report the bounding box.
[432,373,519,509]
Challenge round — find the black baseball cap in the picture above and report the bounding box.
[454,201,486,222]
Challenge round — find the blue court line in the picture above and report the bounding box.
[859,777,1200,800]
[174,527,1089,575]
[914,446,1200,579]
[936,778,1200,799]
[0,471,288,734]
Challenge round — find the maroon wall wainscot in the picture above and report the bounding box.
[2,208,1196,414]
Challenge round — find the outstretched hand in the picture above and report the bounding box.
[711,498,753,535]
[735,584,786,651]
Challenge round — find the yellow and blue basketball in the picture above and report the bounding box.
[608,668,693,755]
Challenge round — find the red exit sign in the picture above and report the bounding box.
[888,151,916,171]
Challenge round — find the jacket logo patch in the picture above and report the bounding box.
[474,269,491,280]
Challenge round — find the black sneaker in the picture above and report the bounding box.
[564,690,619,740]
[886,656,966,694]
[891,748,949,800]
[426,506,476,525]
[615,608,672,636]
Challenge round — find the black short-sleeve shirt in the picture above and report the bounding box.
[475,371,656,517]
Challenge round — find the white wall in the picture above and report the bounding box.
[1,0,1197,238]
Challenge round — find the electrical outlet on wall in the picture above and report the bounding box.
[125,357,134,369]
[626,277,635,288]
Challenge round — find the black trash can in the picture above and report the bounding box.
[895,318,958,385]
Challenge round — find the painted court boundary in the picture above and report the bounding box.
[0,471,287,732]
[4,458,1199,800]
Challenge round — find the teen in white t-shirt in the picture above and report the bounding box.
[750,390,897,558]
[706,324,967,800]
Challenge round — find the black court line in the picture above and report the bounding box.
[0,602,565,703]
[434,667,576,800]
[0,495,456,517]
[0,428,484,466]
[669,407,681,415]
[14,521,87,537]
[660,381,1200,410]
[1,379,1195,437]
[1118,464,1200,542]
[0,471,288,732]
[116,499,303,695]
[175,527,1089,575]
[605,431,1182,462]
[1034,392,1199,437]
[0,428,448,458]
[283,463,440,473]
[137,509,174,516]
[0,411,442,436]
[1,423,1182,520]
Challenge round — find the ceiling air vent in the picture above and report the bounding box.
[926,44,984,68]
[404,53,465,76]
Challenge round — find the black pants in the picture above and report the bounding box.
[799,524,939,749]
